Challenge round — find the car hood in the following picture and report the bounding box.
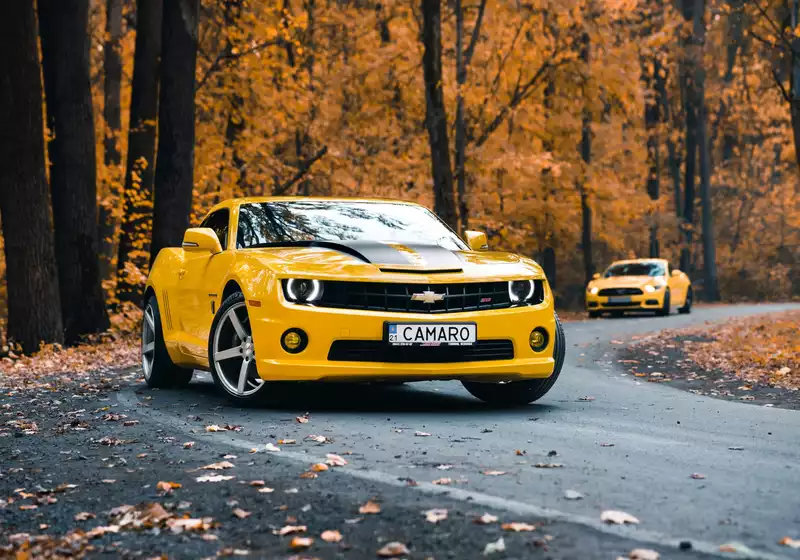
[589,276,663,290]
[243,241,544,282]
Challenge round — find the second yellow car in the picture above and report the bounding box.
[585,258,692,318]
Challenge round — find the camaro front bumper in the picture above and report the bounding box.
[246,300,558,382]
[585,290,666,312]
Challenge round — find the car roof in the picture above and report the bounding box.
[607,258,668,266]
[204,196,425,216]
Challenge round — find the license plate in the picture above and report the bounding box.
[387,323,476,346]
[608,296,632,303]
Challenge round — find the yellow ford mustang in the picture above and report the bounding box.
[585,258,692,318]
[142,197,565,405]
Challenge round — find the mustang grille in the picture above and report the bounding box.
[598,287,643,296]
[313,281,544,313]
[602,301,642,308]
[327,339,514,363]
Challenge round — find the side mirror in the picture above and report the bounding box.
[592,273,601,280]
[464,230,489,251]
[182,228,222,254]
[671,269,681,277]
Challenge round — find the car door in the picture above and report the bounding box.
[665,263,686,306]
[177,209,234,360]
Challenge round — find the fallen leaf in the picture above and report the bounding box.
[232,508,251,519]
[377,541,411,557]
[101,479,116,484]
[435,464,453,470]
[265,443,280,452]
[415,431,431,437]
[258,487,275,493]
[305,435,329,443]
[534,463,563,468]
[432,478,452,485]
[196,475,234,483]
[74,511,96,521]
[249,480,265,487]
[483,537,506,555]
[249,448,258,454]
[278,439,296,444]
[289,536,313,550]
[205,425,225,432]
[564,489,584,500]
[690,473,706,480]
[779,537,800,549]
[601,510,640,525]
[515,449,526,456]
[183,441,195,449]
[299,471,318,479]
[619,549,660,560]
[502,522,536,532]
[157,481,182,493]
[325,453,347,466]
[359,500,381,514]
[166,517,213,534]
[482,470,506,476]
[310,463,329,472]
[223,454,238,459]
[200,460,235,470]
[276,525,307,536]
[474,513,498,524]
[19,504,38,511]
[296,414,310,424]
[320,529,343,543]
[424,508,448,523]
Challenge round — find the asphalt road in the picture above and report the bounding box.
[108,302,800,558]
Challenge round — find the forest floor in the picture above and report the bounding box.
[619,309,800,410]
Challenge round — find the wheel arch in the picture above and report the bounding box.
[222,279,243,301]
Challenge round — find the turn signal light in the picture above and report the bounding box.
[529,328,548,352]
[281,329,308,353]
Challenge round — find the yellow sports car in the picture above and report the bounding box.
[584,258,692,318]
[142,197,565,405]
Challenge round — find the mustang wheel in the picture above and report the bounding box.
[209,292,266,402]
[462,313,566,406]
[657,289,671,316]
[678,287,693,314]
[588,311,601,319]
[142,296,193,388]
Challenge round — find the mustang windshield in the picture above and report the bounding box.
[236,201,467,251]
[604,262,665,278]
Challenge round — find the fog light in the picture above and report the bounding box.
[529,328,548,352]
[281,329,307,353]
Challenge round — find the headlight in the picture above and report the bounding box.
[644,284,663,293]
[285,279,323,303]
[508,280,535,302]
[589,286,599,295]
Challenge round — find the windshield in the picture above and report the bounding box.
[604,262,665,278]
[236,201,467,251]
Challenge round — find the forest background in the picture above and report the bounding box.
[0,0,797,352]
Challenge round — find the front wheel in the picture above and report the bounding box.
[588,311,601,319]
[678,287,693,314]
[657,289,671,317]
[462,314,566,406]
[142,296,193,388]
[208,292,267,404]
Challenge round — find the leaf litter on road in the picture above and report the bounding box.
[483,537,506,555]
[320,529,343,543]
[474,513,498,524]
[617,549,660,560]
[601,510,640,524]
[501,522,536,532]
[377,541,411,557]
[423,508,448,523]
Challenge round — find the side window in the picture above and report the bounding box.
[200,209,229,250]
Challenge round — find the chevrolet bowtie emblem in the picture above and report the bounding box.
[410,291,445,304]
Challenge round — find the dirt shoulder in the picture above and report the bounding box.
[618,310,800,410]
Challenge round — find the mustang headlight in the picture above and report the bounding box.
[285,279,323,303]
[589,286,599,295]
[508,280,535,303]
[644,282,664,293]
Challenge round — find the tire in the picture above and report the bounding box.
[588,311,601,319]
[462,313,566,406]
[678,287,693,314]
[208,292,267,404]
[657,289,671,317]
[142,296,193,388]
[610,311,623,318]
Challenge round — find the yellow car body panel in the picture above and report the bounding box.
[585,258,691,313]
[145,197,559,383]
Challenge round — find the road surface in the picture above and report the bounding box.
[116,303,800,558]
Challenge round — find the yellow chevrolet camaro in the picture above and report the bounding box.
[142,197,565,405]
[585,258,692,318]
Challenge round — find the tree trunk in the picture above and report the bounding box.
[694,0,720,300]
[39,0,110,343]
[645,58,661,258]
[680,0,698,273]
[98,0,124,282]
[656,60,682,222]
[790,0,800,173]
[579,31,594,286]
[116,0,163,304]
[0,1,64,352]
[421,0,457,230]
[151,0,199,264]
[455,0,467,234]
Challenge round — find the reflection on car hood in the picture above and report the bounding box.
[243,241,543,281]
[590,275,663,289]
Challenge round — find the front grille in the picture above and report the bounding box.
[602,301,641,308]
[328,339,514,363]
[598,287,643,296]
[311,281,544,313]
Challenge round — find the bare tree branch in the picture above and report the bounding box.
[272,146,329,195]
[462,0,487,68]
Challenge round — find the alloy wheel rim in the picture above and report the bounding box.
[212,302,263,397]
[142,306,156,380]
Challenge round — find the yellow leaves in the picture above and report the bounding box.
[358,500,381,514]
